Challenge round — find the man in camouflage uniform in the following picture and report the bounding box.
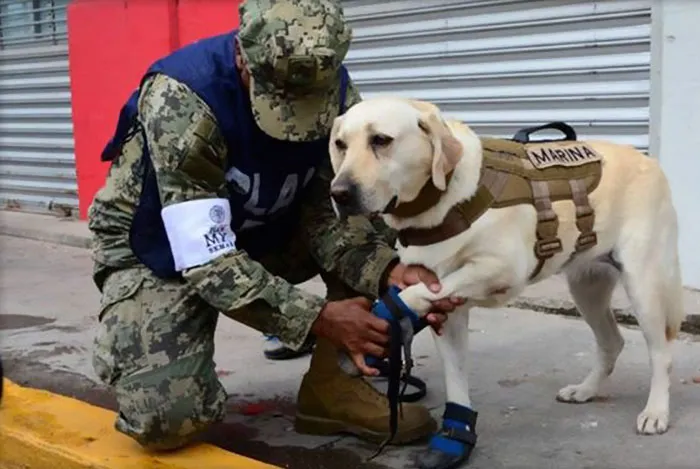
[88,0,460,451]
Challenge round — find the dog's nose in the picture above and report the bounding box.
[330,185,352,205]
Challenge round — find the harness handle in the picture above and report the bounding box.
[512,121,577,143]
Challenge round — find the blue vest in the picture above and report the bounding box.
[102,30,349,279]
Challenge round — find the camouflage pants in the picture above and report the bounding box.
[92,216,396,451]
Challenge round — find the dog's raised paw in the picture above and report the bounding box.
[636,408,669,435]
[556,384,596,403]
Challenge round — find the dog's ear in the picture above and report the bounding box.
[328,115,345,172]
[417,109,463,191]
[330,114,343,140]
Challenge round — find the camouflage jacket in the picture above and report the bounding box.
[88,73,398,349]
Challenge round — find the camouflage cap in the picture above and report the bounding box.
[238,0,352,141]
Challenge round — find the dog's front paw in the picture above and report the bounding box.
[636,407,669,435]
[398,283,434,316]
[417,403,478,469]
[556,383,597,403]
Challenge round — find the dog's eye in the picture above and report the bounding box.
[334,139,347,151]
[369,134,393,148]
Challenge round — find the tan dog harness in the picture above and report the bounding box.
[391,122,603,279]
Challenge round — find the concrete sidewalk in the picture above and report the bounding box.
[2,210,700,469]
[0,209,92,249]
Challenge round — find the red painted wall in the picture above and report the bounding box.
[68,0,241,219]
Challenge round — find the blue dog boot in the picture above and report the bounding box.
[417,402,478,469]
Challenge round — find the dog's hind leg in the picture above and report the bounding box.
[619,263,676,434]
[557,262,624,403]
[617,243,682,434]
[613,176,684,435]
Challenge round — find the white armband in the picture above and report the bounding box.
[161,198,237,272]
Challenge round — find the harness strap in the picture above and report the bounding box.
[440,402,478,446]
[365,289,406,461]
[444,402,478,428]
[397,167,508,248]
[442,426,478,447]
[365,286,430,462]
[371,360,427,402]
[528,180,563,280]
[569,178,597,252]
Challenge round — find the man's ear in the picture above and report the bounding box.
[418,110,463,190]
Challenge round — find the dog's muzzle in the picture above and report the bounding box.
[330,179,365,219]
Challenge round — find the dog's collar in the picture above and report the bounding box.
[396,166,493,247]
[383,172,454,219]
[398,195,490,248]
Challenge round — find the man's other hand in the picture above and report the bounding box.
[311,297,389,376]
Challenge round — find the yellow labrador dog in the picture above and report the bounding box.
[328,96,685,466]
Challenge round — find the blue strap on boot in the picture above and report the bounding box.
[362,285,430,404]
[364,285,428,369]
[418,402,479,469]
[358,285,432,462]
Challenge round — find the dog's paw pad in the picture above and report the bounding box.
[636,408,669,435]
[417,434,474,469]
[556,384,596,403]
[417,447,466,469]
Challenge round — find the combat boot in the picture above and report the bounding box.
[294,338,436,444]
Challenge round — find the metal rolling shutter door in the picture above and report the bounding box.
[0,0,76,216]
[342,0,652,152]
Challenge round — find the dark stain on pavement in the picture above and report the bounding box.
[228,396,298,418]
[0,314,55,330]
[2,356,392,469]
[205,421,391,469]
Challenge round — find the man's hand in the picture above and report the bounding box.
[387,263,466,335]
[310,297,389,376]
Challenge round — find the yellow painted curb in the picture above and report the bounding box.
[0,379,279,469]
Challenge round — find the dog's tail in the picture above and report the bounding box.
[657,182,686,342]
[618,158,686,342]
[662,258,686,342]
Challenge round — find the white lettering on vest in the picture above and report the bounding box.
[303,167,315,187]
[243,173,266,216]
[227,167,317,231]
[225,166,251,195]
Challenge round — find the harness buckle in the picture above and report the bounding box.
[575,231,597,252]
[534,237,563,259]
[574,209,597,252]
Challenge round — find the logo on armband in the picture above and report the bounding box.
[203,225,235,254]
[209,205,226,224]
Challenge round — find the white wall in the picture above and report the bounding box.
[649,0,700,289]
